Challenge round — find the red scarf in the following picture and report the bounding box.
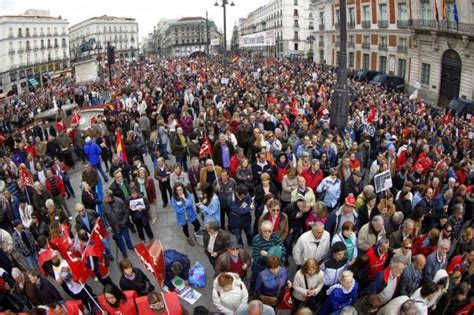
[267,212,281,232]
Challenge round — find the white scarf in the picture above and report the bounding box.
[326,279,355,295]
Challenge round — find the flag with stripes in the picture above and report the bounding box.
[199,137,212,160]
[115,129,128,162]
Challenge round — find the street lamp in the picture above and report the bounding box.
[330,0,349,132]
[214,0,235,66]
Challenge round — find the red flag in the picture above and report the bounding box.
[19,165,34,187]
[368,105,377,123]
[89,218,109,252]
[435,0,440,21]
[199,137,212,160]
[231,55,240,63]
[38,247,54,276]
[115,129,128,162]
[135,241,165,287]
[289,98,299,117]
[64,249,94,284]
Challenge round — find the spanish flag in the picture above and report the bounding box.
[115,129,128,162]
[231,55,240,63]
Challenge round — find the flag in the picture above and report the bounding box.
[38,248,54,276]
[199,137,212,160]
[71,110,82,127]
[115,129,128,162]
[289,98,299,117]
[64,249,94,284]
[435,0,440,21]
[90,217,109,252]
[409,89,418,100]
[368,105,377,123]
[231,55,240,63]
[442,0,447,20]
[135,241,165,287]
[19,165,34,187]
[453,0,459,25]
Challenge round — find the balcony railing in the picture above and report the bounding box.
[409,19,474,34]
[293,36,300,41]
[378,20,389,28]
[17,48,24,53]
[8,49,15,55]
[335,41,340,47]
[348,42,355,48]
[319,24,325,30]
[397,20,409,28]
[348,21,355,28]
[319,41,324,47]
[335,23,340,29]
[309,26,314,30]
[26,47,32,52]
[33,47,39,51]
[378,43,387,50]
[62,43,67,47]
[8,34,14,39]
[362,42,370,49]
[362,20,371,28]
[293,23,299,28]
[397,45,408,53]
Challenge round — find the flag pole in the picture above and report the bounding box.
[80,282,105,313]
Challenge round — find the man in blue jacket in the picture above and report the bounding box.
[227,184,253,247]
[84,136,108,182]
[164,249,190,291]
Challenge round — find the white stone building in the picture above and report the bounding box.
[238,0,313,58]
[0,9,69,94]
[69,15,139,61]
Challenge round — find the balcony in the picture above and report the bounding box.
[378,43,387,50]
[348,21,355,29]
[319,41,324,47]
[293,23,299,28]
[8,34,14,39]
[397,45,408,53]
[319,24,325,30]
[8,49,15,55]
[378,20,389,28]
[348,42,355,48]
[17,48,24,54]
[309,25,314,30]
[26,47,32,52]
[397,20,410,28]
[62,43,67,48]
[41,46,46,50]
[409,19,474,35]
[335,41,340,47]
[293,36,300,41]
[335,23,340,29]
[362,20,371,28]
[362,42,370,49]
[33,47,39,51]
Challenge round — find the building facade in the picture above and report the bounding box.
[156,17,221,57]
[238,0,313,58]
[69,15,139,61]
[0,9,69,94]
[312,0,474,104]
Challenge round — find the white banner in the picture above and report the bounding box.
[374,170,393,193]
[239,30,276,47]
[210,38,220,46]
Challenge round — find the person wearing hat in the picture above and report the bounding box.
[316,167,342,212]
[325,194,359,237]
[343,171,364,200]
[215,239,252,280]
[12,220,38,269]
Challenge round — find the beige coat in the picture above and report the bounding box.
[357,223,386,252]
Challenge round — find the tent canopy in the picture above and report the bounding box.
[448,97,474,115]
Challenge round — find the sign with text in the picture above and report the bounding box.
[239,30,276,47]
[374,170,393,193]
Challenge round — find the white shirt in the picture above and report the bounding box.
[53,260,83,294]
[207,232,218,254]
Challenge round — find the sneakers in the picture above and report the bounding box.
[151,217,157,225]
[187,237,195,246]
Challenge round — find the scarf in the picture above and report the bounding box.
[137,177,148,199]
[326,279,355,295]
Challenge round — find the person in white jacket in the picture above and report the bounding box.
[292,258,325,311]
[212,272,248,314]
[293,222,331,266]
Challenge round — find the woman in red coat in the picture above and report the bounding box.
[98,284,138,315]
[135,291,183,315]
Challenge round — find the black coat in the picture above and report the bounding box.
[81,189,102,210]
[119,267,155,296]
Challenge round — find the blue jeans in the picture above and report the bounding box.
[232,224,252,247]
[114,228,134,255]
[24,253,39,269]
[93,163,108,182]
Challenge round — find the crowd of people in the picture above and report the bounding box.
[0,54,473,315]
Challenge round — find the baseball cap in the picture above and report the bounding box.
[345,194,356,207]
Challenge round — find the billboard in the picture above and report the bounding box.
[239,30,276,47]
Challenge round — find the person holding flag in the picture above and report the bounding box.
[77,229,113,286]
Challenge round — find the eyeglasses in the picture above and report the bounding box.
[262,229,273,233]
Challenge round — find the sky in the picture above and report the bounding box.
[0,0,268,43]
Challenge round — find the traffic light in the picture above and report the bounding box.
[107,44,115,65]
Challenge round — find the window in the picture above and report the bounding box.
[294,0,298,5]
[421,63,430,85]
[363,6,371,21]
[349,35,355,44]
[294,43,299,50]
[398,59,407,77]
[398,4,408,20]
[335,10,340,25]
[8,28,13,37]
[379,56,387,72]
[320,12,325,25]
[41,39,44,48]
[320,50,324,63]
[421,3,432,20]
[349,52,355,67]
[26,28,30,37]
[47,39,51,48]
[348,8,355,23]
[363,54,370,69]
[54,39,58,47]
[363,35,370,44]
[400,37,407,47]
[294,19,299,27]
[380,4,388,20]
[18,28,23,37]
[380,36,387,46]
[294,9,299,16]
[294,31,299,39]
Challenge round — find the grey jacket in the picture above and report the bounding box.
[397,264,422,297]
[103,197,129,234]
[422,251,447,284]
[12,229,36,257]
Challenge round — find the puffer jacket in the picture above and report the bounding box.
[212,273,248,314]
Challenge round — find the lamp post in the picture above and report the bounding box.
[214,0,235,66]
[330,0,349,133]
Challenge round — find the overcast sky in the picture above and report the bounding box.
[0,0,268,42]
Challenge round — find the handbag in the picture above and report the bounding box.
[303,275,319,310]
[260,274,283,307]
